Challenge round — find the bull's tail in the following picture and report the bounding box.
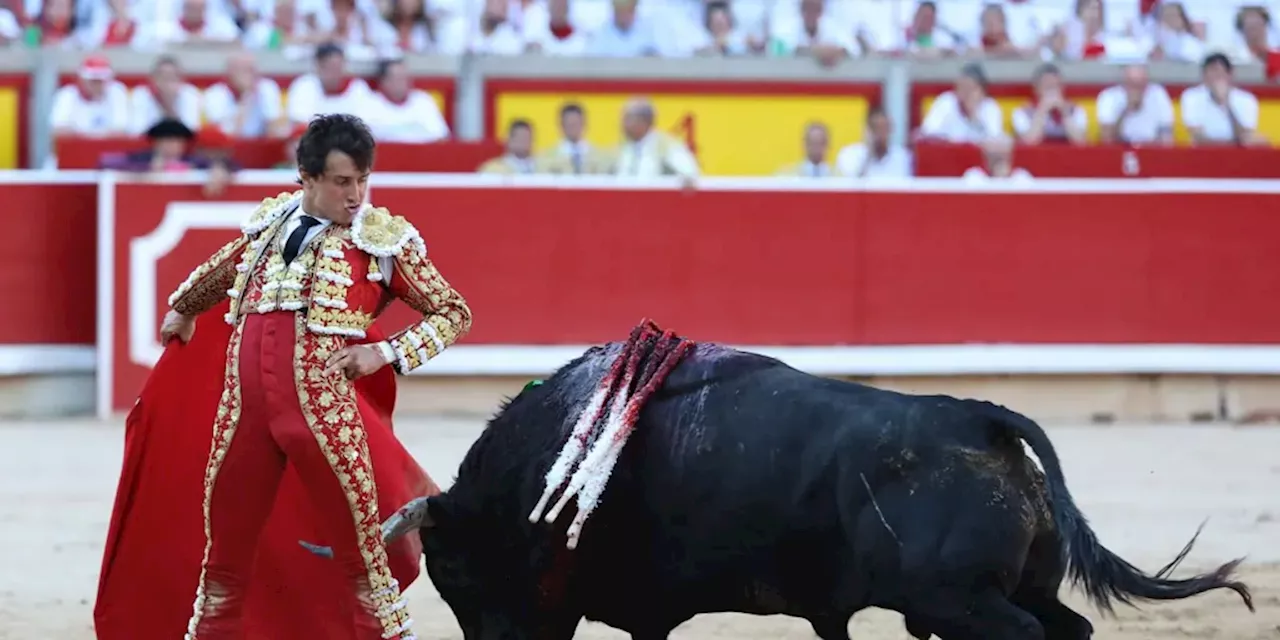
[967,400,1255,614]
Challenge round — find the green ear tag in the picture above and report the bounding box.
[522,379,544,392]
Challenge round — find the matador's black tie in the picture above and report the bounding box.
[282,215,321,265]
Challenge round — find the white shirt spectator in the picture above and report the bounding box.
[835,142,913,178]
[919,91,1005,142]
[364,89,450,143]
[584,18,661,56]
[1095,82,1174,144]
[1180,84,1259,143]
[127,83,203,136]
[241,17,319,49]
[131,11,241,49]
[891,23,963,54]
[770,14,860,55]
[203,78,285,137]
[469,21,527,54]
[368,19,433,53]
[1011,102,1088,141]
[285,74,373,124]
[50,81,131,135]
[614,131,699,178]
[1149,26,1205,63]
[0,8,23,41]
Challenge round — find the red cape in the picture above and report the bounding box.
[94,301,438,640]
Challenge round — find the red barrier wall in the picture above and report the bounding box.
[0,179,97,344]
[5,173,1279,410]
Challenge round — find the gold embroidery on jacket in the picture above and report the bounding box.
[185,321,246,639]
[293,313,413,638]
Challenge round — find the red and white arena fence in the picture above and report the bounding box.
[0,170,1278,419]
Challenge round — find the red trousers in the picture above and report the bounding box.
[186,313,414,640]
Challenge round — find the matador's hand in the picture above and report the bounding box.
[160,310,196,344]
[324,345,388,380]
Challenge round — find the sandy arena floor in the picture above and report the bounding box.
[1,418,1278,639]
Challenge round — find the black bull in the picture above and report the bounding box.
[303,338,1254,639]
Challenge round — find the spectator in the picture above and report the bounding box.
[363,58,449,143]
[584,0,659,57]
[963,136,1032,181]
[127,55,203,137]
[768,0,859,65]
[1052,0,1111,60]
[1013,63,1087,145]
[49,56,130,138]
[974,3,1037,59]
[612,97,699,179]
[1096,62,1174,145]
[1147,1,1206,63]
[203,51,289,138]
[26,0,82,47]
[1230,6,1275,65]
[775,122,832,177]
[242,0,330,50]
[99,118,235,196]
[836,105,912,179]
[693,1,749,56]
[1180,53,1264,146]
[538,102,612,175]
[132,0,242,49]
[918,62,1004,143]
[78,0,139,48]
[375,0,433,53]
[478,119,538,174]
[525,0,586,55]
[315,0,383,55]
[895,1,961,58]
[285,43,373,125]
[101,118,221,172]
[468,0,527,55]
[0,7,19,44]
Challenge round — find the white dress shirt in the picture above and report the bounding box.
[1179,84,1260,143]
[835,143,913,178]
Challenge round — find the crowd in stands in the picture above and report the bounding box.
[12,0,1277,178]
[0,0,1276,65]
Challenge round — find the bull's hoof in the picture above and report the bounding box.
[298,540,335,558]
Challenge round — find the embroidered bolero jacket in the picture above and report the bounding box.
[167,191,472,374]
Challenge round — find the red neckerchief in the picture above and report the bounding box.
[549,21,573,39]
[1036,98,1067,127]
[103,18,136,45]
[981,32,1006,48]
[179,16,203,33]
[321,77,354,97]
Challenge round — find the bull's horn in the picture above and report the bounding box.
[381,496,434,544]
[297,497,435,559]
[298,540,335,558]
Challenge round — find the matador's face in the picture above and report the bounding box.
[303,150,368,225]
